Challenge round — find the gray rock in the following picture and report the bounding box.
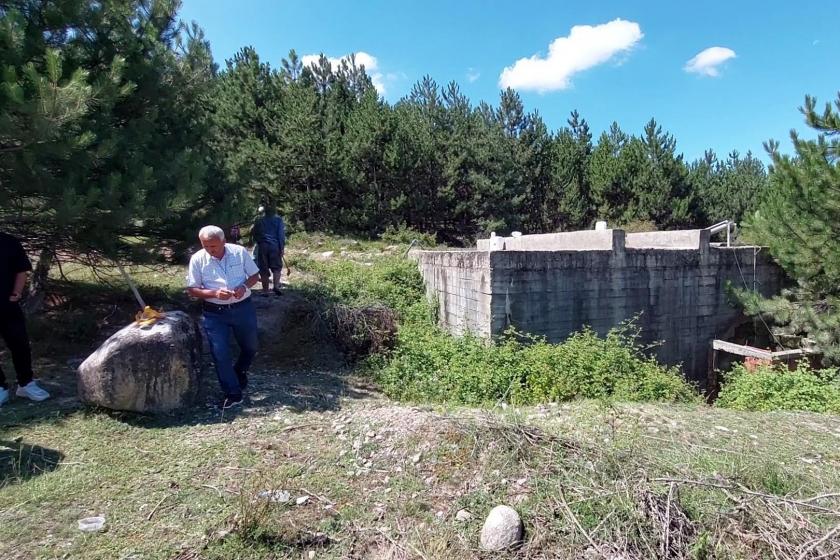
[480,505,523,551]
[455,509,472,522]
[77,311,202,413]
[257,490,290,503]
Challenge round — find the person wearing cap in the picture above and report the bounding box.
[186,225,260,409]
[251,206,286,296]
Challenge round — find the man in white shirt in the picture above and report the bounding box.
[186,225,261,409]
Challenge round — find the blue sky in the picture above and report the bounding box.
[180,0,840,162]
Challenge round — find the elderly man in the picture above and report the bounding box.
[187,226,260,409]
[0,231,51,407]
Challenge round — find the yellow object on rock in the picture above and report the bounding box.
[135,306,165,327]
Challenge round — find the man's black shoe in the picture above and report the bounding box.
[220,395,243,410]
[236,371,249,391]
[273,288,283,297]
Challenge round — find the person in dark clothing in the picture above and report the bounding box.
[0,232,50,407]
[251,207,285,296]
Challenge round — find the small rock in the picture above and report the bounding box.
[366,431,376,438]
[78,516,106,533]
[714,425,731,432]
[257,490,290,503]
[296,496,310,506]
[321,251,334,258]
[411,452,422,464]
[455,509,472,522]
[480,505,523,551]
[308,551,316,559]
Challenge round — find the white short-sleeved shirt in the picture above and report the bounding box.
[186,244,259,304]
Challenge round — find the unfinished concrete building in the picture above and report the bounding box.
[415,225,784,386]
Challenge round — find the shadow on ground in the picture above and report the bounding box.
[2,285,377,430]
[0,439,64,487]
[1,356,379,431]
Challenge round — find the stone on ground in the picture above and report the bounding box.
[77,311,202,413]
[480,505,523,551]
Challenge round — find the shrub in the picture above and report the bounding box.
[380,223,437,248]
[376,321,699,406]
[299,256,426,317]
[326,304,398,358]
[716,361,840,413]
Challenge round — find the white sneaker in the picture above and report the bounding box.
[16,380,50,402]
[0,387,8,407]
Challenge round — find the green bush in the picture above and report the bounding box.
[376,321,699,406]
[379,224,437,248]
[299,256,426,317]
[298,252,698,407]
[716,361,840,413]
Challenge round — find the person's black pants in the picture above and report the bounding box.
[0,302,34,390]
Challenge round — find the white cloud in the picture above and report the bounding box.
[684,46,736,77]
[301,51,386,94]
[499,19,643,92]
[466,68,480,83]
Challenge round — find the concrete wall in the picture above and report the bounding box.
[625,229,708,250]
[415,250,493,337]
[417,238,784,387]
[487,246,782,385]
[478,230,619,251]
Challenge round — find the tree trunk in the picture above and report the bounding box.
[22,248,52,315]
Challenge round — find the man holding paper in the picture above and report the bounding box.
[187,225,260,409]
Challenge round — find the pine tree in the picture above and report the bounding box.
[744,93,840,362]
[0,0,210,281]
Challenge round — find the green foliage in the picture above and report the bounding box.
[716,361,840,413]
[379,224,437,247]
[297,256,427,317]
[743,92,840,363]
[0,0,217,270]
[689,150,767,224]
[377,320,699,406]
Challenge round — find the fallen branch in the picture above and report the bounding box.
[147,494,170,521]
[653,478,840,516]
[558,487,606,558]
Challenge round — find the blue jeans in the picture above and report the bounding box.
[202,298,258,398]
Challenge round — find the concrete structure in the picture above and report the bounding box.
[416,228,783,386]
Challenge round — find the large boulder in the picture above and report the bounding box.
[77,311,202,413]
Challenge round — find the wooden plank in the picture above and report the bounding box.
[712,340,773,360]
[769,348,811,359]
[712,340,810,361]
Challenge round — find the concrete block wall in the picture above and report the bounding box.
[478,230,619,251]
[625,229,709,250]
[415,250,493,337]
[416,231,784,386]
[487,246,782,385]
